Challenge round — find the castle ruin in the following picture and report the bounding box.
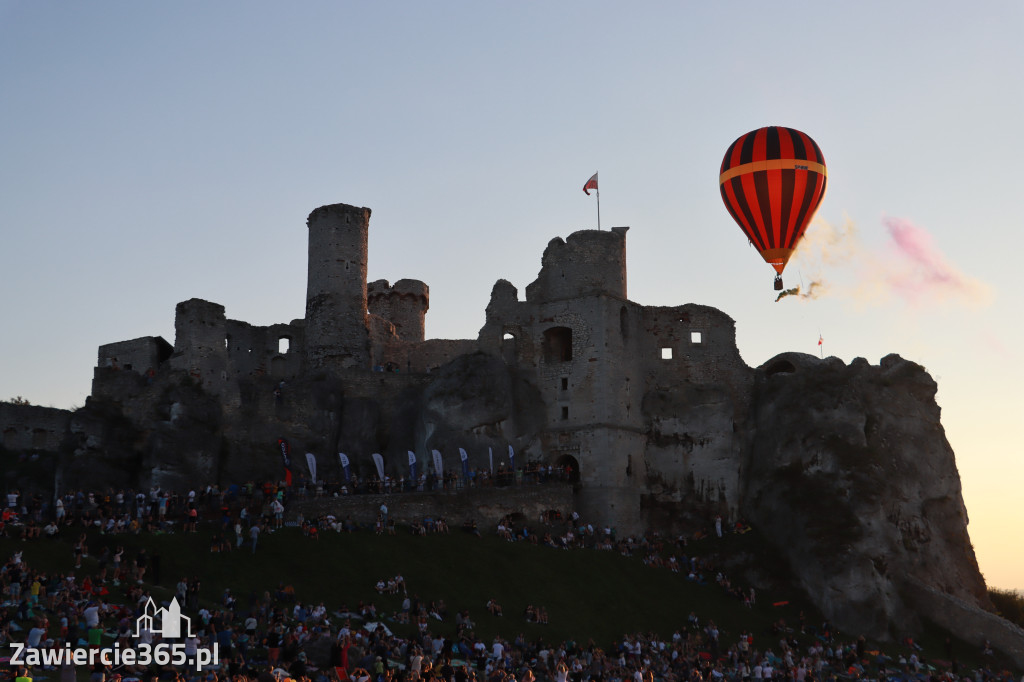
[87,202,751,532]
[3,201,1002,644]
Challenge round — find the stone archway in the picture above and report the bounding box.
[556,454,580,483]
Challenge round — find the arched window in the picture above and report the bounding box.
[502,331,517,365]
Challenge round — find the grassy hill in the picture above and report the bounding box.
[1,521,1014,675]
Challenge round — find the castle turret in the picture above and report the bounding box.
[305,203,371,371]
[525,227,628,303]
[367,278,429,342]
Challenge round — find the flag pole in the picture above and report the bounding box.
[583,172,600,229]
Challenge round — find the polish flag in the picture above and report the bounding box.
[583,172,598,195]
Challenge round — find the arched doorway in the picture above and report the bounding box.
[556,454,580,483]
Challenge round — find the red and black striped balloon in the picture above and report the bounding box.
[719,126,827,275]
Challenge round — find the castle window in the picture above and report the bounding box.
[542,327,573,363]
[560,377,568,391]
[278,337,290,354]
[691,332,703,344]
[32,428,47,449]
[502,331,518,365]
[561,406,569,420]
[661,347,673,360]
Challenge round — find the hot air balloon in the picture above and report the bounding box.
[719,126,827,290]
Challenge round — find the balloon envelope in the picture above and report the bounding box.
[719,126,827,275]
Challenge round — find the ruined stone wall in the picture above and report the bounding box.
[305,203,371,372]
[571,426,648,532]
[636,304,752,516]
[225,320,305,383]
[380,339,478,374]
[0,403,71,452]
[525,228,628,302]
[368,279,429,343]
[639,304,753,425]
[168,299,232,397]
[367,314,400,368]
[90,365,151,411]
[97,337,172,375]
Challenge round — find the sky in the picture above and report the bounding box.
[1,3,1021,590]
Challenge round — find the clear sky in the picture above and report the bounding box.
[1,3,1021,590]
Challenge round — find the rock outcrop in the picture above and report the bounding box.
[744,352,990,636]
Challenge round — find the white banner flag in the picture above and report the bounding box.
[371,453,385,480]
[305,452,318,484]
[431,449,444,477]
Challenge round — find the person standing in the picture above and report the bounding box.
[250,523,261,554]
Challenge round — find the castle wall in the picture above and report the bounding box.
[636,304,753,515]
[225,319,305,383]
[637,304,753,426]
[305,203,371,371]
[96,337,173,375]
[379,339,478,374]
[0,403,70,452]
[167,298,235,401]
[368,314,400,368]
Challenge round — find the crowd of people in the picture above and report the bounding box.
[326,460,576,497]
[0,484,1018,682]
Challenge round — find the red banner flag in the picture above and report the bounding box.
[583,172,598,195]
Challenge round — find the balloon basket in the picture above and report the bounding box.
[774,275,783,291]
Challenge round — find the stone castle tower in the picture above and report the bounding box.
[304,203,372,372]
[477,227,751,529]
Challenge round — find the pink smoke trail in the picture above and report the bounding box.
[881,216,989,305]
